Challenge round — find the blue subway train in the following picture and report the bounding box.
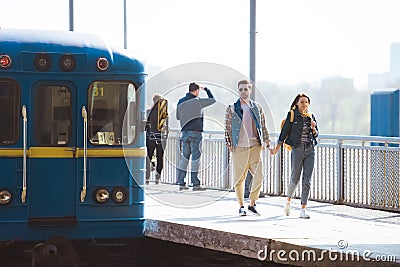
[0,29,147,259]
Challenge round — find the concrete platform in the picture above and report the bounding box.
[144,184,400,267]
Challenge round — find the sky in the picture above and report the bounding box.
[2,0,400,89]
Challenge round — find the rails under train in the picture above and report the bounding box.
[0,29,148,262]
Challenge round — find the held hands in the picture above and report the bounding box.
[269,144,281,155]
[227,144,279,154]
[263,144,278,155]
[262,144,272,153]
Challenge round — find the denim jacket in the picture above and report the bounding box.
[278,108,319,147]
[225,99,270,148]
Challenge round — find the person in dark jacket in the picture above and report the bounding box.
[145,93,168,185]
[271,93,319,219]
[176,82,216,191]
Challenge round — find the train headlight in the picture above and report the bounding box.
[0,190,12,205]
[35,53,51,71]
[94,188,110,204]
[96,57,109,71]
[59,54,76,72]
[0,55,12,68]
[111,187,128,204]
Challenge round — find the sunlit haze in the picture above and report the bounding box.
[3,0,400,89]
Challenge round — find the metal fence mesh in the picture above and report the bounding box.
[153,130,399,211]
[370,149,399,209]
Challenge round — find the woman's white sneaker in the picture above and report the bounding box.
[300,208,310,219]
[284,200,291,216]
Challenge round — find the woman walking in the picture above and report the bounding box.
[271,93,318,219]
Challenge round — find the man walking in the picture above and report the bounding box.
[225,80,271,215]
[176,82,216,191]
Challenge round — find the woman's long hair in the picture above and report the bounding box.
[289,93,311,110]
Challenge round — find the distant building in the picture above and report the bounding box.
[368,72,400,90]
[368,42,400,90]
[390,43,400,73]
[321,77,354,92]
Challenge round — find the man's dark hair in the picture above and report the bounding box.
[189,82,200,92]
[237,79,252,88]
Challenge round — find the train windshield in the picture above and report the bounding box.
[88,81,136,145]
[0,80,20,145]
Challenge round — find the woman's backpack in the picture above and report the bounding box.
[280,110,295,151]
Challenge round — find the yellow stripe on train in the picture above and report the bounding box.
[0,149,28,157]
[76,148,147,157]
[0,147,146,158]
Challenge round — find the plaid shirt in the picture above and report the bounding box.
[225,100,270,148]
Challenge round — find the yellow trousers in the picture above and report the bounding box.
[231,146,263,205]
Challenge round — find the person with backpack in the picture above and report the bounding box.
[225,79,272,216]
[145,93,169,185]
[270,93,319,219]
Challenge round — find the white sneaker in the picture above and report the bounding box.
[300,208,310,219]
[284,200,290,216]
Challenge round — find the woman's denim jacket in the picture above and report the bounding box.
[278,108,318,147]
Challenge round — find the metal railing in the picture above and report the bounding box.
[159,129,400,212]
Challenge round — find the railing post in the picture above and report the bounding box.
[275,147,283,195]
[222,145,230,190]
[337,139,344,203]
[175,131,181,184]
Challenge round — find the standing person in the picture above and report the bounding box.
[145,93,168,185]
[271,93,319,219]
[176,82,216,191]
[225,79,271,216]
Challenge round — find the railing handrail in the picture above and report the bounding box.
[168,128,400,144]
[163,128,400,212]
[317,134,400,143]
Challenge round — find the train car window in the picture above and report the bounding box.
[0,80,20,145]
[34,86,72,146]
[88,81,136,145]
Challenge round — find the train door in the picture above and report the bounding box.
[28,84,77,224]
